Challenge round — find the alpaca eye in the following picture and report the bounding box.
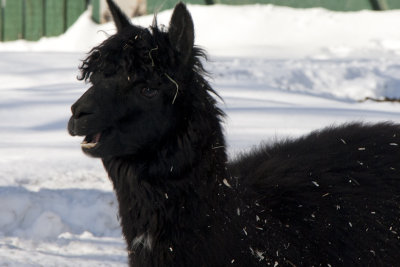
[140,87,158,98]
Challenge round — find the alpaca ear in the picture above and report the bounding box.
[169,2,194,64]
[106,0,131,32]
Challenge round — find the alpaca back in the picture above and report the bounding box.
[230,122,400,265]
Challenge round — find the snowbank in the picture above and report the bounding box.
[0,5,399,59]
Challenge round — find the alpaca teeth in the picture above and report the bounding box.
[81,142,97,149]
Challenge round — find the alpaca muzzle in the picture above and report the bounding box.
[67,117,78,136]
[81,133,102,149]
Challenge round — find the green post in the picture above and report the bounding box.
[3,0,24,41]
[0,1,3,41]
[92,0,100,23]
[44,0,66,36]
[66,0,87,28]
[374,0,389,10]
[24,0,44,41]
[386,0,400,9]
[321,0,372,11]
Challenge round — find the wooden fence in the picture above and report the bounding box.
[0,0,88,41]
[147,0,400,14]
[1,0,399,42]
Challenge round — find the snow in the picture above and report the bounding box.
[0,4,399,266]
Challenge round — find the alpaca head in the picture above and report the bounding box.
[68,1,222,159]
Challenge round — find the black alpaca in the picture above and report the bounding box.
[68,1,400,266]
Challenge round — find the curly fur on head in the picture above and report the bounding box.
[68,1,400,266]
[78,22,209,87]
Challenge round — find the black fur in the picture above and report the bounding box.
[68,1,400,266]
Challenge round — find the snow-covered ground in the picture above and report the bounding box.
[0,4,399,266]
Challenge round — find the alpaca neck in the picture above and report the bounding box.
[101,124,230,253]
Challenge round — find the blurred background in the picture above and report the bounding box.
[1,0,400,41]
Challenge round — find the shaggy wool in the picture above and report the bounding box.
[68,1,400,266]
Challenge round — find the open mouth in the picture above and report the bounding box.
[81,132,102,149]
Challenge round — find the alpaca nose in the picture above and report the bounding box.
[68,103,94,136]
[68,86,98,136]
[71,103,93,119]
[70,86,96,119]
